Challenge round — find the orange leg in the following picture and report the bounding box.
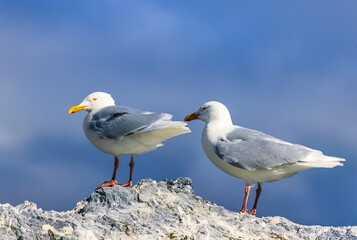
[249,183,262,215]
[95,156,119,190]
[120,155,134,188]
[240,186,250,213]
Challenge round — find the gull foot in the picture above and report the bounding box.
[120,181,133,188]
[239,207,249,213]
[95,179,118,190]
[249,209,257,215]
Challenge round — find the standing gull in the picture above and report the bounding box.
[69,92,190,190]
[185,101,344,215]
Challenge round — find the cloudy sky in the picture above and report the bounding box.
[0,1,356,226]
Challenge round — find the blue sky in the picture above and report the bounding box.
[0,1,356,226]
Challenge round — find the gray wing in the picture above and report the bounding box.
[89,106,172,139]
[215,127,312,171]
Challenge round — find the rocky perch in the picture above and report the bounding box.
[0,177,356,240]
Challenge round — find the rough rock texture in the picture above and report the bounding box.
[0,177,356,240]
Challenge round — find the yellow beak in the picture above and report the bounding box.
[68,104,86,114]
[184,112,200,121]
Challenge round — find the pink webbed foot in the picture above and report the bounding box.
[95,179,118,190]
[249,208,257,215]
[119,181,133,188]
[240,207,249,213]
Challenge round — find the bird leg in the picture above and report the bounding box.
[249,183,262,215]
[240,186,251,213]
[95,156,119,190]
[120,155,134,187]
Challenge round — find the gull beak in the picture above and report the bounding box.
[69,104,86,114]
[184,112,200,121]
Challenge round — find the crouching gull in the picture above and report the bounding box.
[69,92,190,190]
[184,101,344,215]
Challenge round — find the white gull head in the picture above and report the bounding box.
[69,92,115,113]
[185,101,233,127]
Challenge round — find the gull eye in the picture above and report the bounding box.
[92,98,97,101]
[202,106,207,110]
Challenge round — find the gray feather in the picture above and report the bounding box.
[89,106,171,139]
[215,127,312,171]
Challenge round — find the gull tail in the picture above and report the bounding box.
[145,121,191,139]
[133,120,190,150]
[297,153,345,168]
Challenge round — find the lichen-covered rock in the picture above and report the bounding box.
[0,177,356,239]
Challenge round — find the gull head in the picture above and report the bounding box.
[69,92,116,114]
[185,101,233,126]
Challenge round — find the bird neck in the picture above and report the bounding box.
[88,103,115,114]
[206,118,233,130]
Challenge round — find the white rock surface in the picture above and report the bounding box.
[0,177,356,240]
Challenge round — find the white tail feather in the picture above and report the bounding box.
[297,153,345,169]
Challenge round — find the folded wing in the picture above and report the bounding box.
[215,127,319,171]
[89,106,173,139]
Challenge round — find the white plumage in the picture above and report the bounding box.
[70,92,190,189]
[185,101,344,215]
